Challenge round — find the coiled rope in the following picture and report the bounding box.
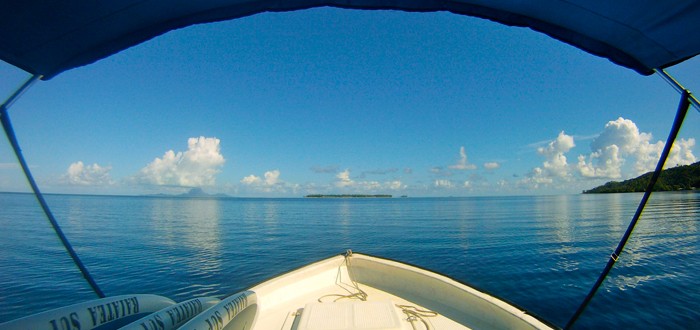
[317,250,368,302]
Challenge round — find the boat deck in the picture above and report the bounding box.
[255,281,471,330]
[0,253,553,330]
[243,253,548,330]
[173,253,552,329]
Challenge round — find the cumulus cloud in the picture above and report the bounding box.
[430,166,448,175]
[240,169,290,193]
[577,118,696,179]
[517,118,696,191]
[333,169,405,191]
[667,138,696,168]
[136,137,224,186]
[520,131,575,188]
[62,161,113,186]
[577,145,623,179]
[434,179,454,189]
[449,146,477,170]
[483,162,500,170]
[387,180,405,190]
[240,174,261,185]
[265,170,281,185]
[520,167,554,189]
[239,169,303,195]
[241,169,280,186]
[335,169,354,188]
[538,131,575,178]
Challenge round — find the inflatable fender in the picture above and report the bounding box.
[119,296,220,330]
[0,294,175,330]
[179,291,257,330]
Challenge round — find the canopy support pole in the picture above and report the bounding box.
[0,74,105,298]
[657,69,700,112]
[564,88,691,329]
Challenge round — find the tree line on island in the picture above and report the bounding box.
[305,194,393,198]
[584,161,700,193]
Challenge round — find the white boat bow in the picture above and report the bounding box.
[182,251,556,330]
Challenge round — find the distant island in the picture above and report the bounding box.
[305,194,392,198]
[584,161,700,193]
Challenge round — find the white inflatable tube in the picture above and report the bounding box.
[179,291,257,330]
[119,297,220,330]
[0,294,175,330]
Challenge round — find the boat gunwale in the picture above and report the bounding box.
[350,252,562,330]
[241,251,561,329]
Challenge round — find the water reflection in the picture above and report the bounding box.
[148,198,223,295]
[64,197,86,230]
[2,193,697,327]
[532,195,582,272]
[336,200,352,240]
[262,201,279,241]
[610,193,700,288]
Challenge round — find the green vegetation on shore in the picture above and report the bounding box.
[305,194,392,198]
[583,162,700,193]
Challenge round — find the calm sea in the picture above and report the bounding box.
[0,192,698,328]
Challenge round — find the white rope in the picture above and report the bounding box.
[317,251,368,302]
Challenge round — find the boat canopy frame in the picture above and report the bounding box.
[1,1,700,79]
[0,74,106,299]
[2,66,697,330]
[1,3,700,328]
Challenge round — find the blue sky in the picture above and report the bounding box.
[1,8,699,197]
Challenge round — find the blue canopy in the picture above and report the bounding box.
[1,1,699,79]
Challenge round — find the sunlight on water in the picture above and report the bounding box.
[0,192,698,328]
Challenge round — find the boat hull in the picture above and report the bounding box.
[183,252,557,329]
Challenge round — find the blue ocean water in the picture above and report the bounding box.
[0,192,698,328]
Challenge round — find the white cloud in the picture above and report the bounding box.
[241,169,285,192]
[514,118,696,193]
[521,131,575,188]
[62,161,113,186]
[538,131,575,178]
[264,170,281,185]
[483,162,500,170]
[136,136,225,186]
[241,174,261,185]
[335,169,353,187]
[449,146,477,170]
[590,118,643,154]
[434,179,454,188]
[241,170,281,186]
[577,145,623,179]
[387,180,405,190]
[332,169,405,191]
[577,118,696,178]
[667,138,696,168]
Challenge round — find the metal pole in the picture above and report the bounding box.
[564,90,691,329]
[0,74,41,112]
[656,69,699,112]
[0,74,106,298]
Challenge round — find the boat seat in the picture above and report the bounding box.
[296,300,402,330]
